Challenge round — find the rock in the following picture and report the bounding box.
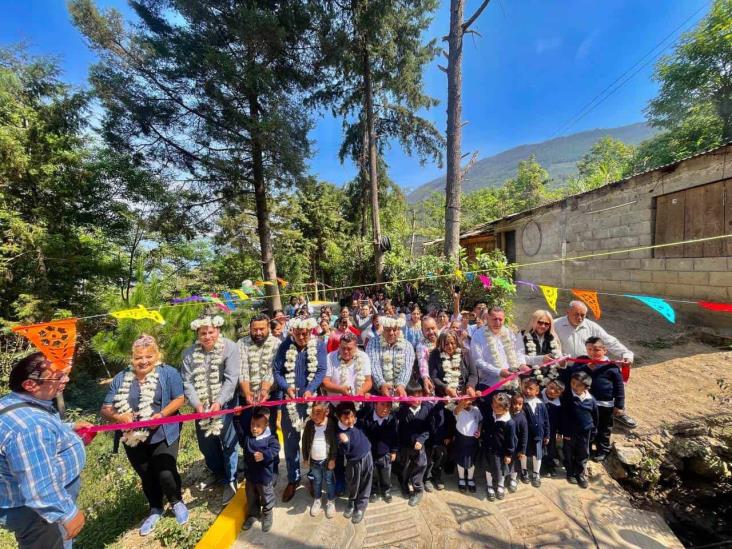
[647,434,664,448]
[605,453,629,480]
[688,454,731,480]
[668,437,708,459]
[672,420,708,437]
[586,461,604,479]
[614,445,643,466]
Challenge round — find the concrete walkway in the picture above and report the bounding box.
[233,459,681,548]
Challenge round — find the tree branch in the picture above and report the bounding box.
[463,0,492,32]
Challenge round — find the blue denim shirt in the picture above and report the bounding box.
[103,364,184,446]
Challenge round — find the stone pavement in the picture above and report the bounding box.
[233,459,682,549]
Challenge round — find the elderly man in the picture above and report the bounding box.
[181,308,241,505]
[237,313,280,447]
[273,317,328,502]
[322,332,373,396]
[469,306,527,391]
[415,316,439,393]
[0,353,89,549]
[554,301,636,428]
[367,316,415,397]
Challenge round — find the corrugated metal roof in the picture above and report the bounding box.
[423,140,731,246]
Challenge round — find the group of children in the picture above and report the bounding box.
[241,337,624,531]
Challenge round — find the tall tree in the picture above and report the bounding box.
[443,0,492,262]
[318,0,443,282]
[647,0,732,141]
[70,0,321,309]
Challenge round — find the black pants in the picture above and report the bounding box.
[124,437,182,510]
[400,446,427,493]
[564,429,592,477]
[246,480,275,517]
[424,444,448,484]
[371,454,393,495]
[346,453,373,512]
[594,407,614,455]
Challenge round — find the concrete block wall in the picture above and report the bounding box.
[496,146,732,307]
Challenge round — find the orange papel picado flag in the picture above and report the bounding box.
[12,318,78,372]
[571,289,602,320]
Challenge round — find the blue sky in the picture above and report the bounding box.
[1,0,710,191]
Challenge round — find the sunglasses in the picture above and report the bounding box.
[536,321,551,326]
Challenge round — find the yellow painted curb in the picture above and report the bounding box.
[194,483,246,549]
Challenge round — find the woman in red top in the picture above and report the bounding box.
[327,317,361,353]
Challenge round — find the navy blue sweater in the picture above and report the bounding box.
[560,392,598,436]
[358,411,399,458]
[429,403,456,444]
[244,433,280,485]
[523,399,551,441]
[337,424,372,461]
[562,357,625,409]
[542,392,562,438]
[479,404,517,457]
[511,410,528,456]
[397,402,434,447]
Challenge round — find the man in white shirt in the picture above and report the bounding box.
[469,306,527,391]
[322,333,373,396]
[554,301,636,428]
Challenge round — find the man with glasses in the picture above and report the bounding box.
[554,301,637,429]
[0,352,91,548]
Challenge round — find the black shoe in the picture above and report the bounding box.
[351,510,364,524]
[458,480,467,493]
[369,493,378,503]
[343,502,355,518]
[400,484,410,497]
[496,486,505,500]
[384,491,393,503]
[243,516,257,530]
[467,480,477,493]
[567,474,578,485]
[615,413,637,429]
[594,452,608,463]
[262,512,273,533]
[408,491,423,507]
[519,470,530,484]
[424,480,434,493]
[577,475,589,489]
[486,487,496,501]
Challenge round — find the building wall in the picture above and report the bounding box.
[483,145,731,327]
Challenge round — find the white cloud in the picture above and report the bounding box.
[576,30,600,60]
[535,36,562,54]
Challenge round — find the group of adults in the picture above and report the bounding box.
[0,296,636,548]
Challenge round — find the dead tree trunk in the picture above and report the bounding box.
[443,0,492,262]
[363,49,384,282]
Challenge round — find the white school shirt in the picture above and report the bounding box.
[525,396,541,414]
[311,423,329,461]
[455,406,483,436]
[325,349,372,395]
[541,388,561,407]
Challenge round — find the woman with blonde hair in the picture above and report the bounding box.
[520,310,562,370]
[101,334,188,536]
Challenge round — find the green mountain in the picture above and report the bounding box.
[406,122,658,203]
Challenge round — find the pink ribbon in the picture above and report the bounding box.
[76,366,543,437]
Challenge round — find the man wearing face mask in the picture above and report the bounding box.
[181,307,241,505]
[0,353,90,549]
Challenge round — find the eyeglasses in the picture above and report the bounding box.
[29,373,69,383]
[536,321,551,326]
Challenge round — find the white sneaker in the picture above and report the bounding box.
[325,500,336,519]
[310,498,322,516]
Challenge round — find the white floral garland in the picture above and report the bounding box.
[241,335,278,393]
[339,352,366,395]
[379,335,406,386]
[441,351,462,411]
[379,316,406,329]
[524,332,561,387]
[486,327,521,392]
[284,337,319,432]
[113,367,159,447]
[191,338,225,437]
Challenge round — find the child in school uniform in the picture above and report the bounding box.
[541,379,564,476]
[425,401,454,492]
[479,392,516,501]
[302,402,338,518]
[561,371,598,488]
[508,392,528,493]
[574,337,625,462]
[397,381,433,507]
[336,401,373,523]
[359,401,399,503]
[243,407,280,533]
[453,398,482,493]
[521,378,550,488]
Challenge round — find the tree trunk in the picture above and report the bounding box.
[249,93,282,310]
[363,50,384,282]
[443,0,465,263]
